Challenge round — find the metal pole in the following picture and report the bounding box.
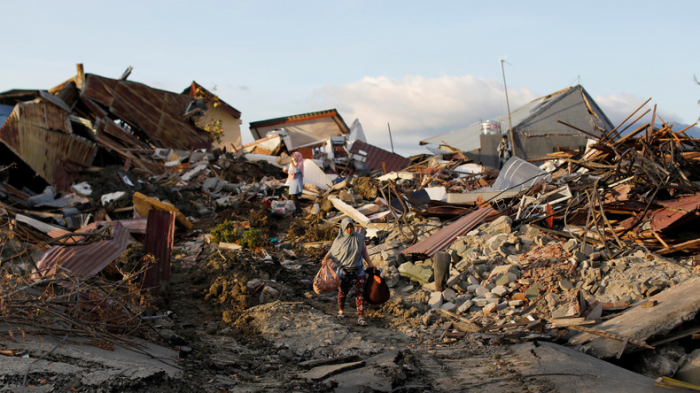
[387,122,395,153]
[501,59,516,158]
[501,59,513,134]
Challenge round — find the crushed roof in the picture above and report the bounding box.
[249,109,350,134]
[420,85,614,152]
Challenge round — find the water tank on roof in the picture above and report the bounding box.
[480,121,502,135]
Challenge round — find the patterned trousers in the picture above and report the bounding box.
[338,275,366,316]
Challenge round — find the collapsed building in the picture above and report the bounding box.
[0,64,242,192]
[420,85,615,168]
[2,67,700,391]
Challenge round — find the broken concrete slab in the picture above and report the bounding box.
[507,342,667,393]
[569,276,700,358]
[325,350,402,392]
[0,328,181,387]
[299,361,365,381]
[328,196,370,227]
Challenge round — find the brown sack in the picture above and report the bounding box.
[364,268,390,304]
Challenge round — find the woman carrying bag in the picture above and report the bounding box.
[321,218,376,326]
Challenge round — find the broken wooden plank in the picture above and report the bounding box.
[568,326,654,350]
[648,326,700,347]
[657,238,700,255]
[550,317,596,328]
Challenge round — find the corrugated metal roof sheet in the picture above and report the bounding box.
[34,223,130,279]
[0,101,97,185]
[348,140,412,173]
[651,194,700,231]
[143,210,176,291]
[81,74,211,150]
[400,207,495,257]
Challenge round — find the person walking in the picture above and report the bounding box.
[321,218,375,326]
[497,135,512,170]
[284,151,304,214]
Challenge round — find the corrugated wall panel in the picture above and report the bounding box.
[400,207,494,257]
[143,210,176,291]
[34,223,130,279]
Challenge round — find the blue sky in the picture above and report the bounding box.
[1,1,698,155]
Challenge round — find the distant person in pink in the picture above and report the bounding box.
[284,151,304,213]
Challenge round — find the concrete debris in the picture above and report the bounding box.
[2,74,700,391]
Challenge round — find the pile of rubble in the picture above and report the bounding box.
[3,66,700,391]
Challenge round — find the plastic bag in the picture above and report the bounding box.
[364,267,390,304]
[313,261,339,294]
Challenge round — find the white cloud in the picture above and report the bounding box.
[594,93,691,132]
[311,74,537,155]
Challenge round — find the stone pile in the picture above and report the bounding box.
[396,215,699,330]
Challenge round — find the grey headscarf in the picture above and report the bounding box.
[328,218,365,272]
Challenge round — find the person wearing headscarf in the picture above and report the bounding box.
[321,218,375,326]
[284,151,304,213]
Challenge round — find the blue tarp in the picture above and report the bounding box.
[0,104,13,128]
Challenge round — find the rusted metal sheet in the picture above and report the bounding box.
[348,140,412,173]
[143,210,176,291]
[81,74,210,150]
[620,193,700,233]
[0,101,97,185]
[34,223,129,279]
[400,207,495,257]
[651,194,700,231]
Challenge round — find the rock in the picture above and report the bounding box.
[525,287,540,300]
[475,286,489,297]
[400,285,415,293]
[483,303,498,314]
[441,302,456,312]
[489,265,520,281]
[468,276,480,286]
[398,262,434,284]
[474,298,489,307]
[428,292,444,309]
[590,252,603,261]
[495,274,511,286]
[573,250,587,262]
[457,300,474,314]
[442,288,457,302]
[491,286,509,297]
[512,292,528,301]
[381,250,399,262]
[467,284,481,293]
[559,280,574,291]
[563,239,578,252]
[488,216,512,234]
[507,255,521,265]
[487,235,507,252]
[545,293,559,308]
[631,343,686,379]
[509,300,525,307]
[484,292,498,299]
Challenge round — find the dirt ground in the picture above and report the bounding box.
[124,209,557,393]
